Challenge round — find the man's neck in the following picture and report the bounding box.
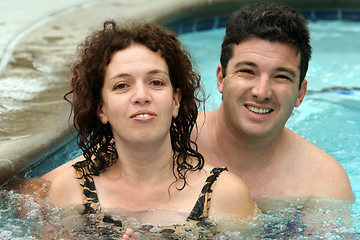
[209,108,287,172]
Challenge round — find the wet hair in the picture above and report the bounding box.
[220,2,312,88]
[65,20,204,190]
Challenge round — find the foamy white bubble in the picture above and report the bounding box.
[0,101,24,113]
[0,77,47,101]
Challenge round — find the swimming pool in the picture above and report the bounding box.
[2,20,360,239]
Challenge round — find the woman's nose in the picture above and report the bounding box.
[132,83,151,104]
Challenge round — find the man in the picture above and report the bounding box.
[195,2,353,201]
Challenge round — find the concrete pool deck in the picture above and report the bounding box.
[1,0,360,186]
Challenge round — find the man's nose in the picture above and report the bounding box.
[251,75,272,102]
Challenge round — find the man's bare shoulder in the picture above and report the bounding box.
[194,110,219,163]
[285,128,354,200]
[195,110,217,142]
[197,110,218,127]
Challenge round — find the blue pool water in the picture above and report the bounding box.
[3,20,360,238]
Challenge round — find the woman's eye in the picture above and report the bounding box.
[150,80,164,86]
[114,83,128,90]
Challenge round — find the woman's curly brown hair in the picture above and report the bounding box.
[65,20,205,190]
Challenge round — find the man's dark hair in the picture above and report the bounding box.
[221,2,312,87]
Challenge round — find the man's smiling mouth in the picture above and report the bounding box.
[246,105,272,114]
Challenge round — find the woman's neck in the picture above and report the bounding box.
[105,134,176,185]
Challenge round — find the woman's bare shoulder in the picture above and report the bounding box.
[42,156,85,207]
[47,159,83,207]
[208,168,259,220]
[40,155,84,182]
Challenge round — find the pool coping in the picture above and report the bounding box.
[1,0,360,186]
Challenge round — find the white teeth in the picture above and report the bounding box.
[135,114,151,118]
[247,106,271,114]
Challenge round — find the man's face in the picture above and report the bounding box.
[217,38,307,138]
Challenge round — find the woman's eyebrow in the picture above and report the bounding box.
[109,73,130,80]
[147,69,169,76]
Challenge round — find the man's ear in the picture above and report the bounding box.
[296,79,307,107]
[97,102,108,124]
[216,64,225,94]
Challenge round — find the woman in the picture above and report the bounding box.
[44,20,257,237]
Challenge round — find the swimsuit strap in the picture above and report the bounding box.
[187,167,228,221]
[74,163,123,229]
[75,164,102,214]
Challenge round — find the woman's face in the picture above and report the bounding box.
[98,44,181,147]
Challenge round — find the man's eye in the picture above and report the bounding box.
[237,69,256,76]
[276,75,292,81]
[238,69,253,74]
[236,69,256,79]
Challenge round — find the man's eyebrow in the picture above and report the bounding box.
[276,67,296,77]
[234,61,257,69]
[233,62,297,78]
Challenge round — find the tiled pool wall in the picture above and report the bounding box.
[163,8,360,34]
